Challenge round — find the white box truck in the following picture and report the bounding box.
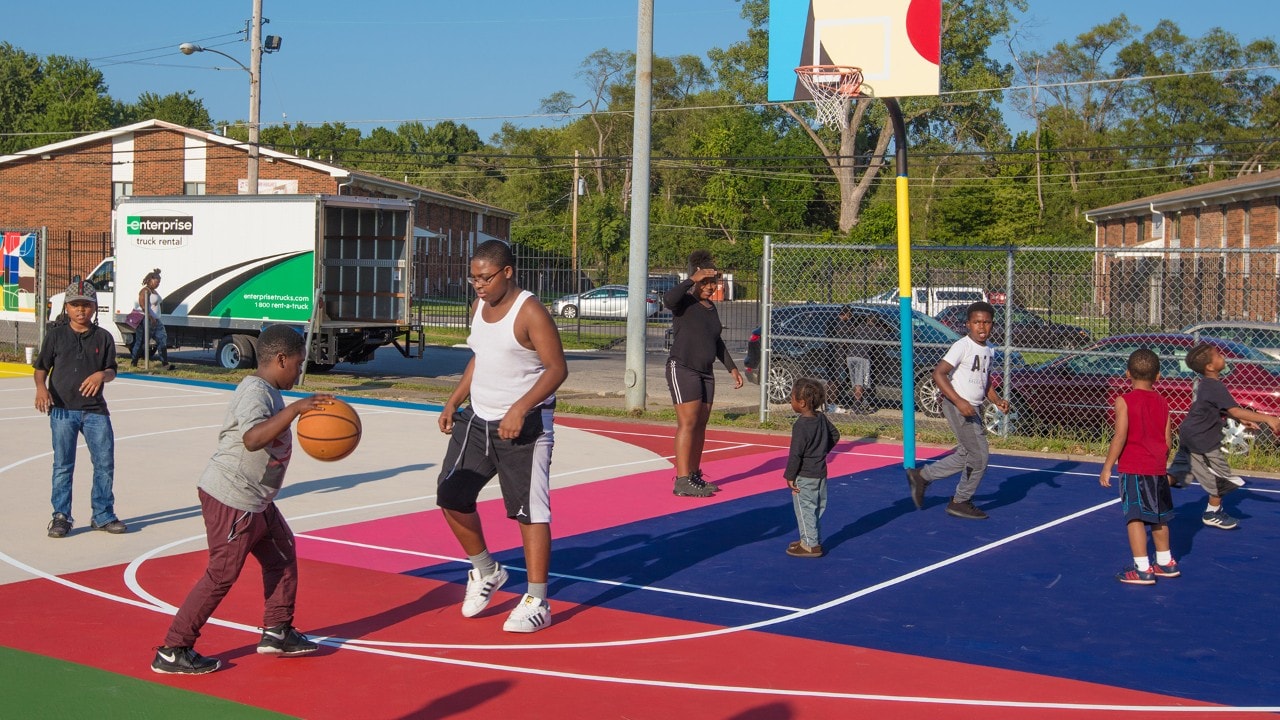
[54,194,420,370]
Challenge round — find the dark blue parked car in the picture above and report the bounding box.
[743,303,1021,415]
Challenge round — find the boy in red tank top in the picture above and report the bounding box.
[1099,348,1177,586]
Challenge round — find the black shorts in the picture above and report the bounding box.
[436,405,555,524]
[666,359,715,405]
[1118,473,1174,525]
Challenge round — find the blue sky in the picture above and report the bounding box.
[5,1,1277,142]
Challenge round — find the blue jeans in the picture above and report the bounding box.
[791,474,827,547]
[49,407,117,525]
[131,320,168,363]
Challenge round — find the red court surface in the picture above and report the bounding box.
[2,371,1278,719]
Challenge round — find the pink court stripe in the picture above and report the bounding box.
[298,442,938,572]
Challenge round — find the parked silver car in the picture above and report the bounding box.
[552,284,659,320]
[1182,321,1280,361]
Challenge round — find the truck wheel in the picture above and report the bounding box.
[216,335,256,370]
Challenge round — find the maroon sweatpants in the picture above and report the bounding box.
[164,488,299,648]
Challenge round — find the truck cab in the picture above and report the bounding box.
[47,257,128,347]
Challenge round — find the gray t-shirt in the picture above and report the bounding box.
[199,375,291,512]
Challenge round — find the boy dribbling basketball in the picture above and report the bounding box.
[151,325,332,674]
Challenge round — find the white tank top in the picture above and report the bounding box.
[468,290,553,421]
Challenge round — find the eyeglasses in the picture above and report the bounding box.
[466,268,508,287]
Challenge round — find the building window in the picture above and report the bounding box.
[184,182,206,196]
[112,181,133,201]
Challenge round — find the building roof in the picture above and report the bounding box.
[1085,168,1280,221]
[0,118,515,218]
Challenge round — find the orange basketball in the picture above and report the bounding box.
[297,398,362,461]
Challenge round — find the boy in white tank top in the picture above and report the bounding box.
[435,240,568,633]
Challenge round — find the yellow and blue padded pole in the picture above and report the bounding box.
[883,98,915,468]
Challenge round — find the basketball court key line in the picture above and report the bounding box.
[118,487,1122,651]
[8,546,1278,713]
[293,533,804,612]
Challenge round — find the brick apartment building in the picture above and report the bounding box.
[0,118,515,309]
[1085,168,1280,327]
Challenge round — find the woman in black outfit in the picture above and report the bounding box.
[663,250,743,497]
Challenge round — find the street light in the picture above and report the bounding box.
[179,2,281,194]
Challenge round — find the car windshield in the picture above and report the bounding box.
[913,313,960,344]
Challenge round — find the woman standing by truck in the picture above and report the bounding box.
[130,268,172,370]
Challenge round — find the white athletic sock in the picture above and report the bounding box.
[1134,557,1151,572]
[526,582,548,600]
[1155,551,1173,566]
[1206,502,1221,514]
[469,550,498,577]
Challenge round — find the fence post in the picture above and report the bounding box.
[1000,247,1014,437]
[36,227,48,353]
[758,235,772,424]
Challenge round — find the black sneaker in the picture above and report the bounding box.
[690,468,721,493]
[673,475,714,498]
[47,513,72,538]
[257,623,319,656]
[151,646,220,675]
[945,499,988,520]
[91,519,127,534]
[905,468,927,509]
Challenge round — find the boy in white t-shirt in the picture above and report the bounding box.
[906,302,1009,519]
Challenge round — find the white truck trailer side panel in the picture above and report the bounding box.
[114,196,319,325]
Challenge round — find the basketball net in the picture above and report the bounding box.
[794,65,864,130]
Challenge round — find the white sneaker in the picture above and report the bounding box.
[502,593,552,633]
[461,564,508,618]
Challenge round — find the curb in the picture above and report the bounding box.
[0,361,34,377]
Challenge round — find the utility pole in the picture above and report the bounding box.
[624,0,653,412]
[571,150,580,292]
[248,0,263,194]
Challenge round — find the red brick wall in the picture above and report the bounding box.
[2,126,512,303]
[0,139,114,243]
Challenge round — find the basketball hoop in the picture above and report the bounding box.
[794,65,864,130]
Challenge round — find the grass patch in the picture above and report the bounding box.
[0,646,295,719]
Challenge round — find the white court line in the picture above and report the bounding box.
[2,399,1274,711]
[294,533,803,613]
[0,401,228,423]
[5,547,1269,713]
[0,424,222,474]
[0,393,221,411]
[54,491,1280,713]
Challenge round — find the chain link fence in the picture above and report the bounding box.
[759,240,1280,459]
[411,243,761,354]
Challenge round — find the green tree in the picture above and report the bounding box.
[0,44,120,153]
[127,90,213,129]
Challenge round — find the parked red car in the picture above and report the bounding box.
[1004,334,1280,454]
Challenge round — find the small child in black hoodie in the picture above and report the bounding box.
[784,377,841,558]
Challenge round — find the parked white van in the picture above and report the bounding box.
[862,286,989,317]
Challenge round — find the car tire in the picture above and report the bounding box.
[561,305,578,319]
[915,373,943,417]
[766,363,798,405]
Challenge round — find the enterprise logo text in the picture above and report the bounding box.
[126,216,194,235]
